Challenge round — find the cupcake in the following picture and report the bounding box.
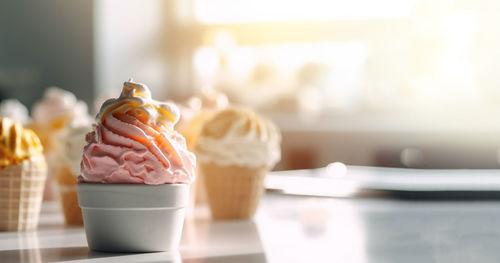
[32,87,89,200]
[0,118,47,231]
[195,107,281,220]
[77,79,196,252]
[177,88,229,150]
[56,118,92,225]
[32,87,88,153]
[177,89,228,212]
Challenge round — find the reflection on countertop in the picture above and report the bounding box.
[2,189,500,262]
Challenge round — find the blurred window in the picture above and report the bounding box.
[179,0,497,118]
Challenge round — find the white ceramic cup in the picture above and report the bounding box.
[77,183,190,252]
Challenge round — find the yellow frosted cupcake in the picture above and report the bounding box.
[0,118,47,231]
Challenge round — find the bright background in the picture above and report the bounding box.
[2,0,500,170]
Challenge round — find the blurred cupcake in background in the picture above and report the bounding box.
[195,107,281,220]
[32,87,88,153]
[0,118,47,231]
[0,99,31,125]
[55,116,92,225]
[177,87,228,214]
[177,86,229,150]
[32,87,89,200]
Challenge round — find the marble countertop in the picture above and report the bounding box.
[2,192,500,263]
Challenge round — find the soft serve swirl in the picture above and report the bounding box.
[195,107,281,168]
[80,79,196,184]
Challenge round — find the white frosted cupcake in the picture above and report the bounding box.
[32,87,88,153]
[32,87,89,200]
[56,118,92,225]
[195,107,281,220]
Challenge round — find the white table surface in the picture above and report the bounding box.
[2,191,500,263]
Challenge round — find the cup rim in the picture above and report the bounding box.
[77,183,190,209]
[77,182,189,187]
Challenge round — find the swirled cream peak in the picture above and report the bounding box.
[195,107,281,168]
[97,79,180,127]
[33,87,88,129]
[80,79,196,184]
[0,118,44,168]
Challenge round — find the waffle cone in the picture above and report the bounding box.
[56,166,82,225]
[200,162,268,220]
[0,155,47,231]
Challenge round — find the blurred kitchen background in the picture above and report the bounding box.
[2,0,500,171]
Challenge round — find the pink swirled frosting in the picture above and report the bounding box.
[79,79,196,184]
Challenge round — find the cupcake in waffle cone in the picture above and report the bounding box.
[178,112,213,216]
[177,89,229,215]
[195,107,281,220]
[32,87,89,201]
[55,116,92,225]
[56,166,82,225]
[0,118,46,231]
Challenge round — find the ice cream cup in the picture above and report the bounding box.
[77,183,190,252]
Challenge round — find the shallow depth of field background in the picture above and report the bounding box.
[2,0,500,171]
